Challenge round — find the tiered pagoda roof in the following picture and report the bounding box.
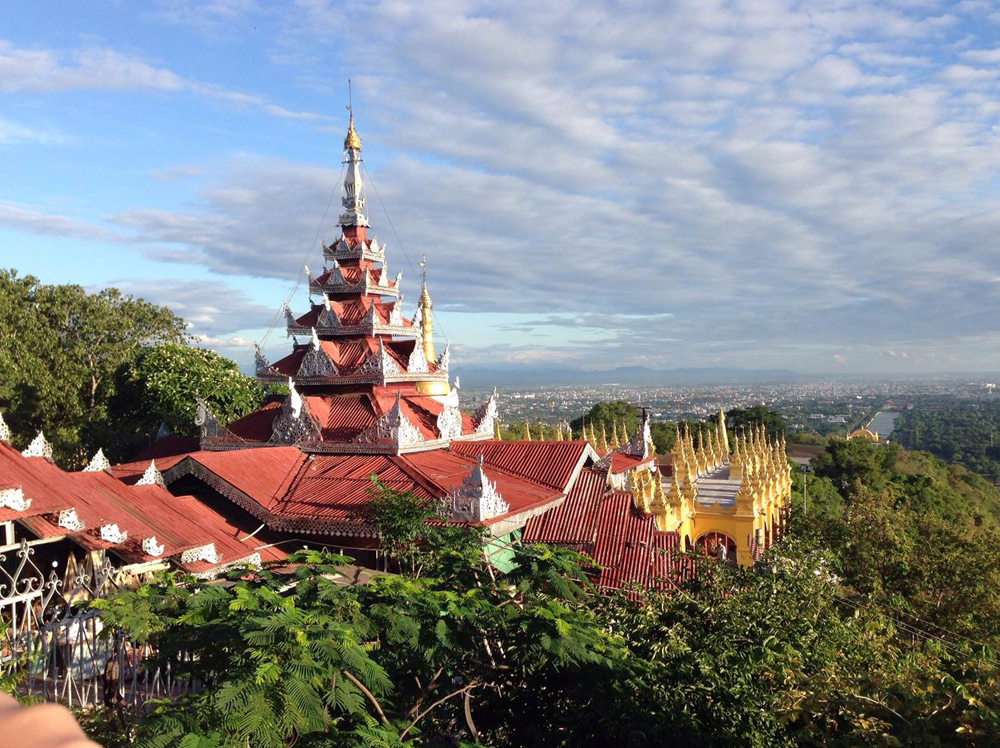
[201,114,498,455]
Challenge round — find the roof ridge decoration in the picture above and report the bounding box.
[436,401,463,440]
[58,507,85,531]
[254,344,280,378]
[318,294,340,328]
[407,333,429,374]
[436,343,450,373]
[142,536,165,557]
[180,542,220,565]
[282,302,297,332]
[446,455,509,522]
[21,431,53,460]
[388,296,404,326]
[99,523,128,544]
[0,486,31,512]
[358,337,402,378]
[197,398,240,445]
[136,460,166,488]
[269,378,321,445]
[329,260,346,285]
[299,328,339,378]
[353,392,424,449]
[83,448,111,472]
[0,412,10,444]
[474,389,499,435]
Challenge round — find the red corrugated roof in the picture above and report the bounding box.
[592,491,679,591]
[450,440,592,492]
[522,467,606,549]
[0,442,282,571]
[608,451,656,474]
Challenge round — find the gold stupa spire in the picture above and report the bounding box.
[494,418,502,440]
[418,255,435,362]
[598,423,609,453]
[555,421,564,441]
[344,111,362,151]
[523,421,532,441]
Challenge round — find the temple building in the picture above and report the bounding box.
[110,115,615,567]
[99,114,788,580]
[527,409,791,572]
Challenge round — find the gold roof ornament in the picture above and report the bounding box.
[610,420,621,449]
[598,423,609,453]
[344,110,362,151]
[555,421,564,441]
[523,421,532,441]
[493,418,502,441]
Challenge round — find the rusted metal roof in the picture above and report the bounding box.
[522,467,606,549]
[449,440,593,492]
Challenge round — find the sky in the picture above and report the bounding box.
[3,0,1000,375]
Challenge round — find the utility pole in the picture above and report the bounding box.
[800,464,812,514]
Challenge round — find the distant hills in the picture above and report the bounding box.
[454,364,805,388]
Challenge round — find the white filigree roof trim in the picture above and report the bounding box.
[0,486,31,512]
[99,523,128,544]
[0,412,10,445]
[21,431,53,460]
[136,460,166,488]
[142,536,165,557]
[436,404,463,440]
[475,389,499,435]
[180,543,220,565]
[58,508,85,532]
[353,393,424,448]
[408,335,429,374]
[84,448,111,472]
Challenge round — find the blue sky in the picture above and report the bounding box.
[3,0,1000,374]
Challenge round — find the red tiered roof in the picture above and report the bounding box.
[1,442,281,572]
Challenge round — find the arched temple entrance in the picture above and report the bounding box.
[695,531,737,561]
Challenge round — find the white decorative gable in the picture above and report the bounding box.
[142,536,165,557]
[180,543,220,565]
[407,335,429,374]
[22,431,53,460]
[353,393,424,449]
[84,448,111,472]
[436,403,464,440]
[446,456,509,522]
[474,389,499,435]
[0,486,31,512]
[58,508,85,531]
[136,460,166,488]
[99,523,128,543]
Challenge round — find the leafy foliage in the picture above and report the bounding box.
[0,269,185,465]
[106,343,264,460]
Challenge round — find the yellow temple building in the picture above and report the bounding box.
[628,408,792,565]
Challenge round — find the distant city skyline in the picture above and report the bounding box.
[3,1,1000,374]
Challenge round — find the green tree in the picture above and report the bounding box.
[727,406,787,439]
[104,343,263,461]
[570,400,639,438]
[0,270,185,465]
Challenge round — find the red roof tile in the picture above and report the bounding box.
[450,440,593,492]
[522,467,606,549]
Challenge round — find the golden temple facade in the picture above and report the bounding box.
[628,408,792,565]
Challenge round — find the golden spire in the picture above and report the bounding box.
[555,421,564,441]
[610,420,621,449]
[523,421,532,441]
[494,418,502,440]
[418,255,435,363]
[344,111,362,151]
[598,423,609,453]
[717,407,729,454]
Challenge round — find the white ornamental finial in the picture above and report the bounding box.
[22,431,53,460]
[311,327,321,351]
[136,460,165,488]
[0,412,11,445]
[288,377,303,419]
[84,448,111,472]
[142,536,165,557]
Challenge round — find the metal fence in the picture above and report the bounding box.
[1,539,191,710]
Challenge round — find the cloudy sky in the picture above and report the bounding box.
[3,0,1000,374]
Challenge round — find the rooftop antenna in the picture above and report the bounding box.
[347,78,353,114]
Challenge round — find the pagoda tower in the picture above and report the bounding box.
[198,114,498,454]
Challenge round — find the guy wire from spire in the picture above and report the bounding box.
[362,162,461,378]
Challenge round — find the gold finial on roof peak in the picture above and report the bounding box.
[344,92,362,152]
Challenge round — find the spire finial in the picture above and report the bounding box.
[344,80,361,151]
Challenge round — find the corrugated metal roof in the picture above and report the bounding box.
[522,467,606,549]
[450,440,591,491]
[608,452,655,474]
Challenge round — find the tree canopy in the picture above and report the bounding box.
[0,270,264,465]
